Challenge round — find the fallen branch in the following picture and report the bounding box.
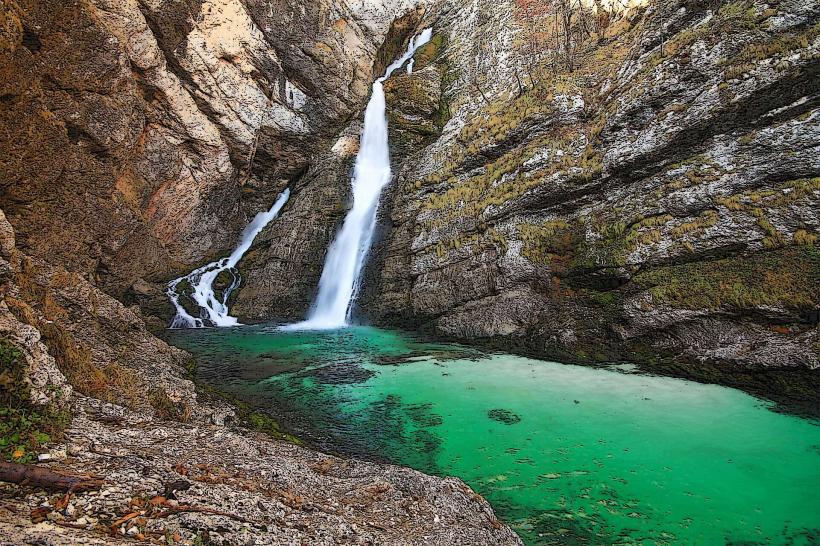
[154,501,258,525]
[0,462,103,492]
[110,511,140,530]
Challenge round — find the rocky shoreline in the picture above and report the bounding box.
[0,396,520,546]
[448,331,820,418]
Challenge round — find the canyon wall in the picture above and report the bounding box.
[0,0,425,326]
[0,3,522,543]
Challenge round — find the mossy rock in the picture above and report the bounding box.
[196,383,303,445]
[384,71,441,116]
[213,268,237,292]
[385,69,444,155]
[412,32,446,72]
[149,388,191,421]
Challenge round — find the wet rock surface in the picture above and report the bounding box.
[0,0,429,310]
[231,5,433,321]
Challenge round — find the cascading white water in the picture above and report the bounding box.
[167,189,291,328]
[290,28,433,330]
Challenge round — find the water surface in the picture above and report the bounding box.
[166,325,820,545]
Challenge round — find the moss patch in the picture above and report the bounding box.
[149,387,191,422]
[634,246,819,312]
[412,32,446,71]
[724,21,820,70]
[197,384,302,445]
[519,220,577,270]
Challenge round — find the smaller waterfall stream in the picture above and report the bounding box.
[290,28,433,330]
[167,189,291,328]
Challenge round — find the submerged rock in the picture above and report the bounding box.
[488,409,522,425]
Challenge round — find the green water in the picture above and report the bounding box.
[167,325,820,545]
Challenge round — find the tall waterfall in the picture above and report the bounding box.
[292,28,433,330]
[167,189,291,328]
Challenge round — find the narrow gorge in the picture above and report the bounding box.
[0,0,818,544]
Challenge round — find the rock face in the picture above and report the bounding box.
[0,207,218,421]
[358,0,820,410]
[231,4,432,321]
[0,2,522,543]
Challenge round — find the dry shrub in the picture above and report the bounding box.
[149,387,191,422]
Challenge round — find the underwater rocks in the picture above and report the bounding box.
[0,207,520,544]
[488,409,522,425]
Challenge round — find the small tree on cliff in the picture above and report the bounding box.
[513,0,553,84]
[513,0,598,77]
[469,2,494,104]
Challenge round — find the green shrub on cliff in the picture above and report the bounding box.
[519,220,575,267]
[0,339,70,463]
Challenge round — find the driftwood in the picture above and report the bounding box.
[0,462,103,492]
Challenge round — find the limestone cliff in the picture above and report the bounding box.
[1,0,818,443]
[0,1,521,543]
[1,0,818,541]
[359,0,820,410]
[197,0,819,411]
[96,0,816,410]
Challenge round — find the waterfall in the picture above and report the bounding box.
[167,189,291,328]
[290,28,433,330]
